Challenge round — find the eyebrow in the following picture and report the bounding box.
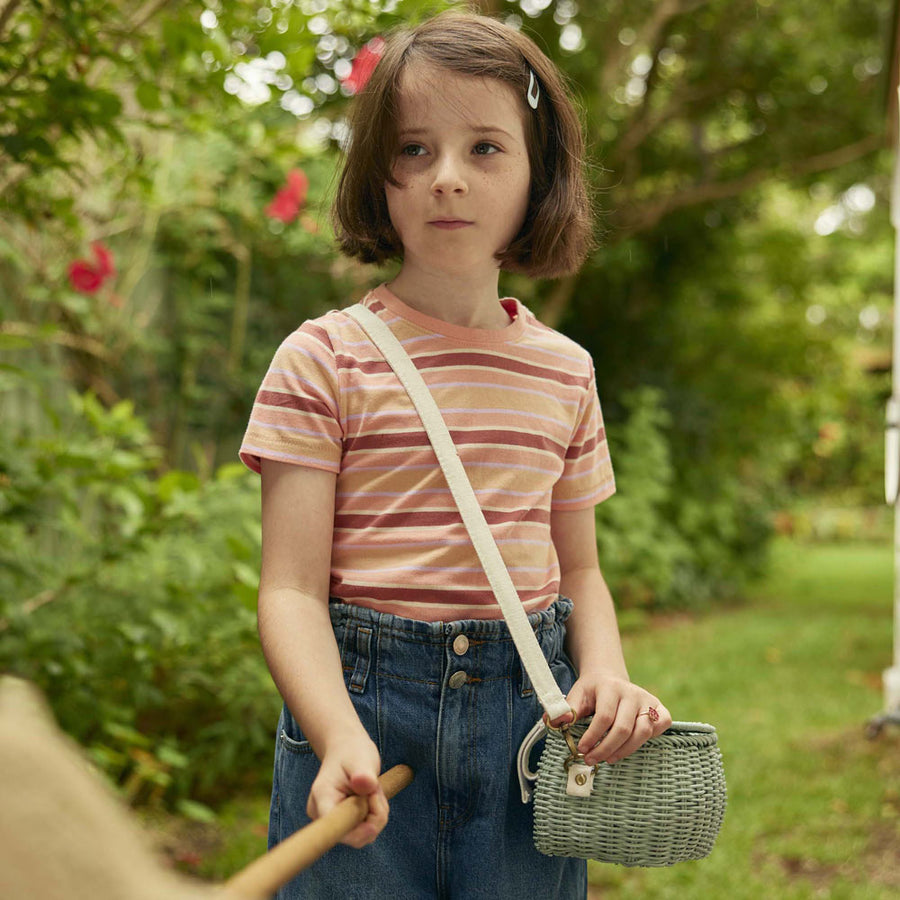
[397,125,515,139]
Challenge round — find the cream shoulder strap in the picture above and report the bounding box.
[345,302,571,722]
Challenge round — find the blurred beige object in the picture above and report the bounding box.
[0,676,225,900]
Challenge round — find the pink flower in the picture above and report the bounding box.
[68,260,104,294]
[285,169,309,203]
[265,168,310,224]
[92,241,115,278]
[265,191,300,223]
[68,242,116,295]
[341,37,385,95]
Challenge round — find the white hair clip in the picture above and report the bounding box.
[527,69,540,110]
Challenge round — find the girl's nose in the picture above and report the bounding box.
[430,154,468,195]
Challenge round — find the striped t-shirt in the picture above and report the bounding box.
[240,284,615,621]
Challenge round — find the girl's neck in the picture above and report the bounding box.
[386,266,511,330]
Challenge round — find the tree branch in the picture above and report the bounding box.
[613,132,887,237]
[85,0,175,87]
[0,587,60,634]
[1,8,51,93]
[227,241,252,374]
[129,0,174,34]
[609,83,722,162]
[606,0,757,174]
[0,0,23,40]
[0,321,113,360]
[598,0,712,97]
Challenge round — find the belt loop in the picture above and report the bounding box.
[519,663,534,698]
[349,622,373,694]
[520,616,548,698]
[519,620,538,698]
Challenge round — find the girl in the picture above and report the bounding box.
[240,11,672,899]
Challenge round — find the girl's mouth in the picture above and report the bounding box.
[428,219,474,230]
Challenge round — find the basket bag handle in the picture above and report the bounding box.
[345,303,572,723]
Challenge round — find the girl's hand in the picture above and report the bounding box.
[307,738,389,848]
[559,674,673,767]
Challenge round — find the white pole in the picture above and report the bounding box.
[883,86,900,715]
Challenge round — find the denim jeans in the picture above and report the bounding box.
[269,596,587,900]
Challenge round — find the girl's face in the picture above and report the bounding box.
[384,62,532,283]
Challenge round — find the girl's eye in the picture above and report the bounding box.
[473,142,499,155]
[400,144,426,157]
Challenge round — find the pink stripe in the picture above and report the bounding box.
[239,444,339,472]
[552,480,616,508]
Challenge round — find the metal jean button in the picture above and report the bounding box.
[448,671,468,689]
[452,634,469,656]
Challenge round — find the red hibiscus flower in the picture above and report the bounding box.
[265,168,310,224]
[68,242,116,295]
[92,241,115,279]
[341,37,385,95]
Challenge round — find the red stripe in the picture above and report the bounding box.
[344,430,431,452]
[337,350,586,388]
[565,429,605,459]
[302,322,335,352]
[334,507,550,529]
[416,352,584,386]
[335,355,393,375]
[346,428,564,454]
[257,390,333,416]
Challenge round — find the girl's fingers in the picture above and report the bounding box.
[582,699,672,766]
[562,682,589,721]
[581,700,643,765]
[342,788,389,848]
[605,702,672,764]
[564,677,673,765]
[575,702,616,752]
[307,782,339,821]
[649,702,673,736]
[572,681,623,753]
[599,716,655,765]
[307,763,390,848]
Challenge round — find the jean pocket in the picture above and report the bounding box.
[279,729,314,755]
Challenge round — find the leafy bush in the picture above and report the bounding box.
[596,387,771,611]
[0,389,279,810]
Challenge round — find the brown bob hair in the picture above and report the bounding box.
[332,12,593,279]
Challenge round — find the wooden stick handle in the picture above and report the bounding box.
[224,765,414,899]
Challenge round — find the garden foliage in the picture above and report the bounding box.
[0,389,277,808]
[0,0,895,809]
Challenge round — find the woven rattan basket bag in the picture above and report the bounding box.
[529,720,726,866]
[346,304,727,868]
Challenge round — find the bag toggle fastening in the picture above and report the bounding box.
[518,716,600,801]
[559,720,598,798]
[565,761,596,798]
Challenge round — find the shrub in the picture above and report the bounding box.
[0,390,279,809]
[596,387,770,611]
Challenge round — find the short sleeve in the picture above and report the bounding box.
[551,361,615,510]
[239,321,343,474]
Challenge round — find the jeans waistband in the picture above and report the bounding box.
[328,595,573,644]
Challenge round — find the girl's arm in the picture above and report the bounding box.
[550,505,673,766]
[258,458,388,847]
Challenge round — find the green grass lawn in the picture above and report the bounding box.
[594,539,900,899]
[161,539,900,898]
